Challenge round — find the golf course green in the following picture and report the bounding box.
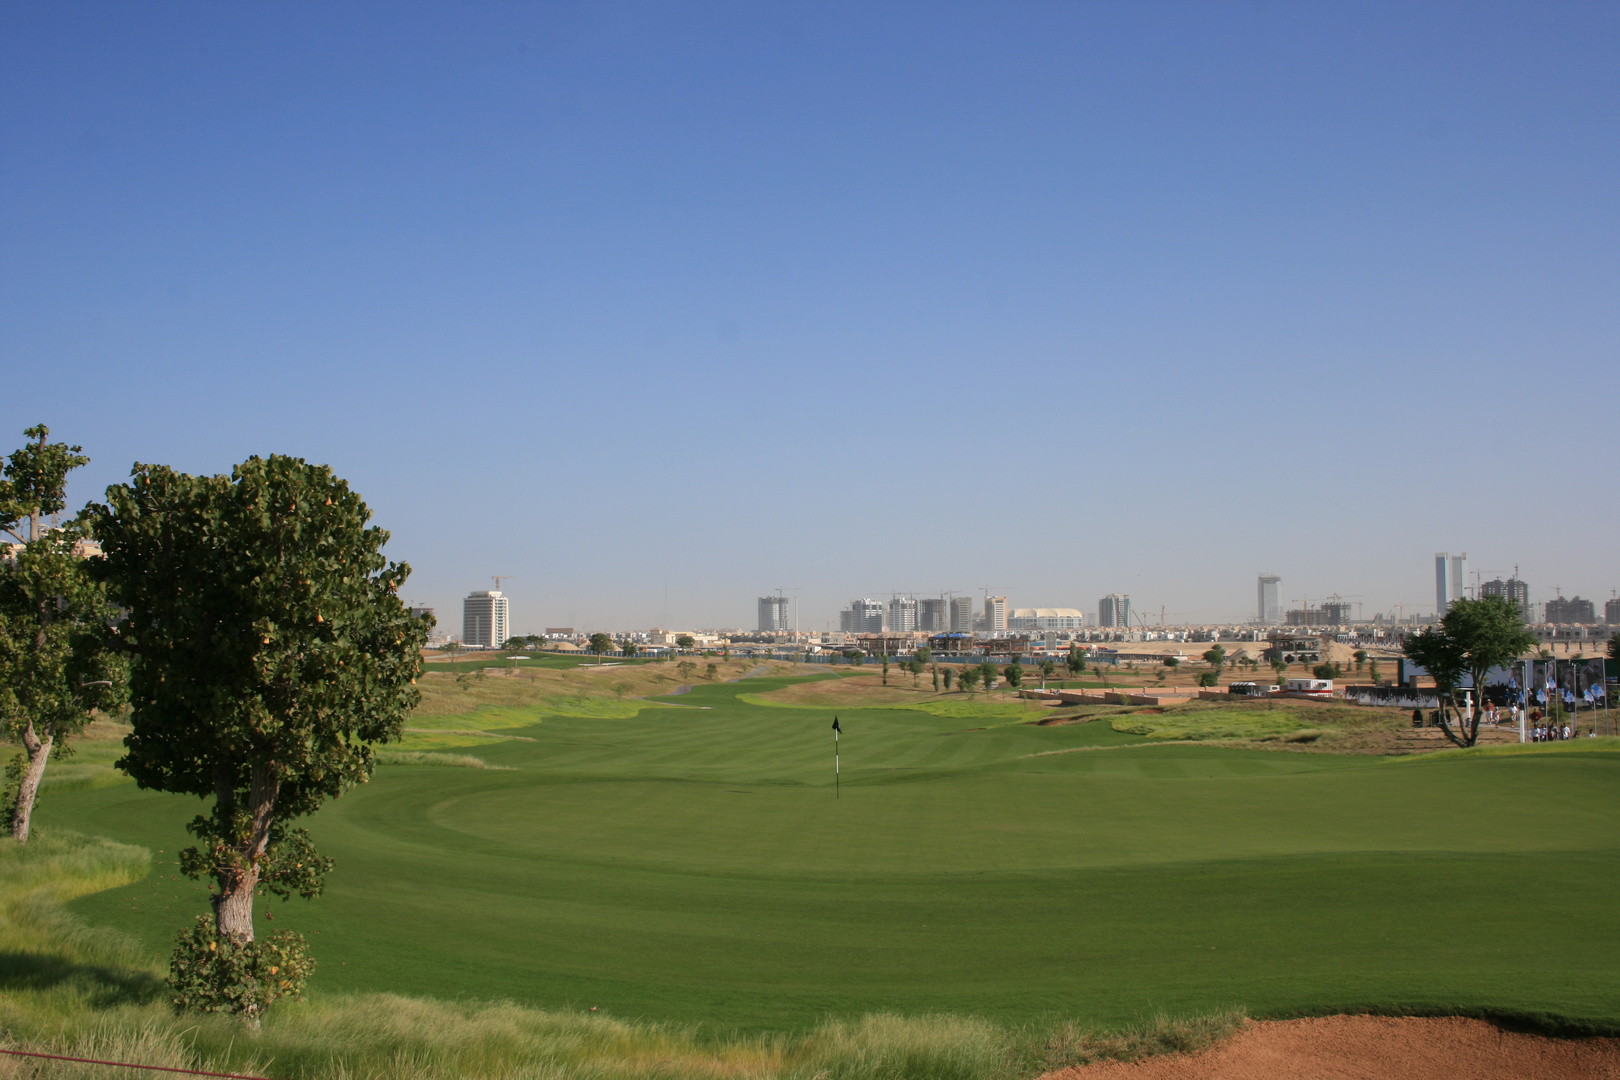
[40,673,1620,1033]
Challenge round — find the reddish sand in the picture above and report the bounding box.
[1045,1016,1620,1080]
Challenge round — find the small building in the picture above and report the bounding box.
[1264,634,1322,665]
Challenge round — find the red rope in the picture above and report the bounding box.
[0,1047,270,1079]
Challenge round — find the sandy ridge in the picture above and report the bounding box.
[1045,1016,1620,1080]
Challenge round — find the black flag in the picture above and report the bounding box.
[832,717,842,733]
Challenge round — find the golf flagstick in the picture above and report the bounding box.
[832,717,841,799]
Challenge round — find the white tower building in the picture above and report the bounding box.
[1257,574,1281,624]
[463,591,510,648]
[983,595,1008,633]
[1435,552,1467,615]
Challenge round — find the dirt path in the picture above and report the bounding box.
[1045,1016,1620,1080]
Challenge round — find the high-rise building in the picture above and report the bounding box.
[1545,596,1597,624]
[1607,597,1620,625]
[1009,608,1086,630]
[1481,577,1531,621]
[840,598,884,634]
[887,596,918,633]
[1435,552,1467,614]
[462,591,510,648]
[949,595,975,633]
[983,595,1007,633]
[1286,602,1351,628]
[918,597,948,632]
[1257,574,1281,624]
[1098,593,1131,629]
[757,595,791,632]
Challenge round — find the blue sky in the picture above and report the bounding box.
[3,2,1616,631]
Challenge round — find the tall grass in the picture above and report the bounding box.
[0,831,1244,1079]
[371,751,507,769]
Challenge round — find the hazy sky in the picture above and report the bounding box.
[4,2,1616,632]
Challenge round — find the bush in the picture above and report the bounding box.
[168,916,313,1021]
[1197,671,1219,687]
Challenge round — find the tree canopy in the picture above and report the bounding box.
[90,455,425,1020]
[1402,596,1535,748]
[0,425,126,841]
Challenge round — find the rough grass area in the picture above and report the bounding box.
[413,657,784,717]
[372,751,506,769]
[1110,709,1313,742]
[400,657,788,748]
[740,672,1034,710]
[0,831,1246,1080]
[737,689,1039,722]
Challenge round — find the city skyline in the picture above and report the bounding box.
[4,4,1615,631]
[420,557,1619,637]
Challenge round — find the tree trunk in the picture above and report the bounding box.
[212,763,279,943]
[10,723,53,843]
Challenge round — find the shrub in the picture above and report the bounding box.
[168,916,313,1021]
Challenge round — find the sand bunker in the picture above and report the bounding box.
[1046,1015,1620,1080]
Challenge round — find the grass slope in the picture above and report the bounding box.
[30,675,1620,1036]
[0,831,1239,1080]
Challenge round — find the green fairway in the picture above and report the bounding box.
[40,675,1620,1033]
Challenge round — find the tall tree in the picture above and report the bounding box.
[979,660,998,694]
[1066,644,1086,677]
[90,456,425,1020]
[675,634,695,650]
[1202,645,1226,674]
[588,632,613,661]
[1403,596,1536,748]
[0,426,127,842]
[956,665,978,693]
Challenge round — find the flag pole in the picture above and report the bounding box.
[832,716,841,799]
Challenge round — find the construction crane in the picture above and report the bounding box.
[492,575,514,592]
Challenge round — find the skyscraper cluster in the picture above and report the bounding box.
[837,596,977,634]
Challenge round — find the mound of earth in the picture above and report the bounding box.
[1045,1016,1620,1079]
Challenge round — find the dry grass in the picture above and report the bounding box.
[412,659,795,719]
[744,673,968,708]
